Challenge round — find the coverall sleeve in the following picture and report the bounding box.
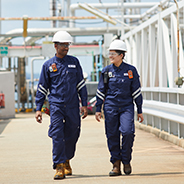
[76,61,88,106]
[131,68,143,114]
[95,70,106,112]
[35,64,50,111]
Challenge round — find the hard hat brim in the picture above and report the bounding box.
[52,40,73,43]
[108,48,127,52]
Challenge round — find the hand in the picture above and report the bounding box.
[137,113,144,123]
[80,106,88,119]
[35,111,42,123]
[95,112,101,122]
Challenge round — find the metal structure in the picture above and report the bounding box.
[121,0,184,138]
[0,0,184,140]
[122,0,184,89]
[0,1,172,45]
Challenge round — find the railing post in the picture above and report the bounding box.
[159,118,161,131]
[168,120,170,134]
[152,116,154,128]
[178,123,181,138]
[177,93,179,104]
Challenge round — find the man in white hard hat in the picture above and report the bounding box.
[35,30,88,180]
[95,39,143,176]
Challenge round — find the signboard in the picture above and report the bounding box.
[0,46,8,56]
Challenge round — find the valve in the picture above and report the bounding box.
[174,77,184,87]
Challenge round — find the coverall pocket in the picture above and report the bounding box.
[108,77,117,91]
[67,69,77,83]
[120,77,131,91]
[49,72,60,84]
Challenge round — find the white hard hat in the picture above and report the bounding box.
[52,31,73,43]
[108,39,127,52]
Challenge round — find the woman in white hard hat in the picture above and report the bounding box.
[35,30,88,180]
[95,39,144,176]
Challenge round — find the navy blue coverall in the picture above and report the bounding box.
[35,55,87,169]
[96,62,143,165]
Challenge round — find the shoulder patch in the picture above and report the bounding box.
[128,70,133,79]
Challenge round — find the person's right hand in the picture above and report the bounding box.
[35,111,42,123]
[95,112,101,122]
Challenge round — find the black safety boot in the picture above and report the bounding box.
[123,163,132,175]
[109,160,122,176]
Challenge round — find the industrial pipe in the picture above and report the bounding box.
[70,3,160,11]
[0,16,98,21]
[31,56,45,111]
[141,0,171,20]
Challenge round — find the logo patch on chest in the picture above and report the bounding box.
[108,72,113,77]
[49,63,57,72]
[49,66,53,72]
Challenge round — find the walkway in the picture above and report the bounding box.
[0,113,184,184]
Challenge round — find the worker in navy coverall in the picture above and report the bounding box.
[35,31,88,180]
[95,40,144,176]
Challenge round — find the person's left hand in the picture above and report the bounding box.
[95,112,101,122]
[80,106,88,119]
[137,113,144,123]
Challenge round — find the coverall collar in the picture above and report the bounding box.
[55,54,67,63]
[113,61,124,71]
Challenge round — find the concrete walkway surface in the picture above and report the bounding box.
[0,113,184,184]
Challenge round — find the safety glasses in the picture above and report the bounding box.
[57,43,71,48]
[108,52,119,57]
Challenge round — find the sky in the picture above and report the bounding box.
[1,0,161,35]
[0,0,161,79]
[1,0,114,35]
